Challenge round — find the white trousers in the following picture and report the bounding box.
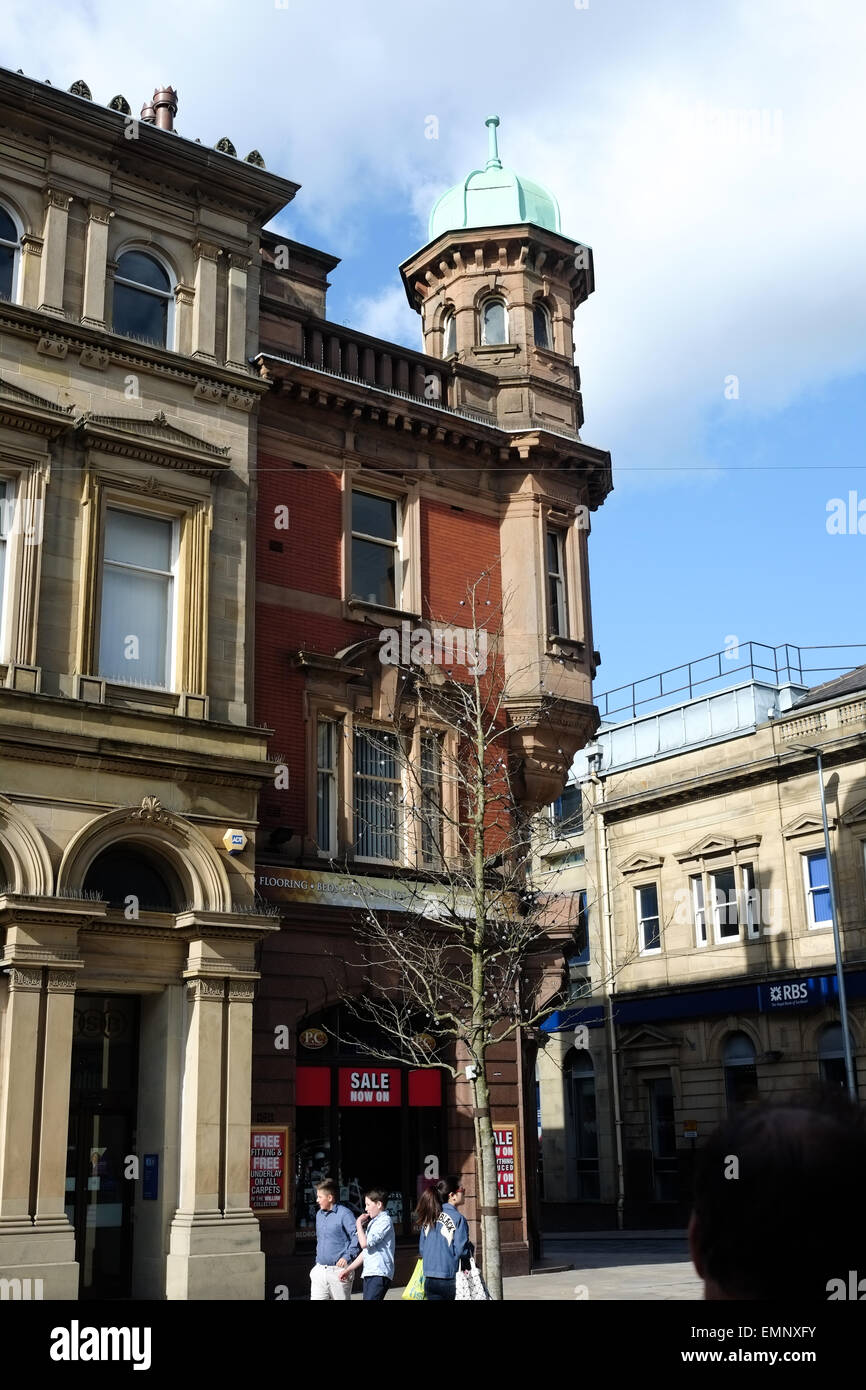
[310,1263,355,1300]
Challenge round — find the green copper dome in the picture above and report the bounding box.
[427,116,561,242]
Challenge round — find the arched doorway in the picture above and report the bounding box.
[294,1004,447,1241]
[723,1031,758,1109]
[566,1049,599,1199]
[83,843,182,911]
[67,841,181,1298]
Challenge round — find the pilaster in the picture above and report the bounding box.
[226,254,250,369]
[191,240,221,362]
[81,202,114,329]
[37,188,72,318]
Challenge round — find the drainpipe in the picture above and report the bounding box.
[589,757,625,1230]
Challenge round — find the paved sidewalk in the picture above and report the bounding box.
[382,1237,702,1300]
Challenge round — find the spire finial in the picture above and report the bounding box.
[485,115,502,170]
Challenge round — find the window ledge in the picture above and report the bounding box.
[547,636,586,660]
[345,597,422,628]
[474,342,520,356]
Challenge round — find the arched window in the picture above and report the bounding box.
[818,1024,855,1091]
[480,297,507,346]
[83,844,182,911]
[0,203,21,303]
[723,1031,758,1109]
[533,302,552,349]
[441,308,456,357]
[567,1049,599,1199]
[112,249,173,347]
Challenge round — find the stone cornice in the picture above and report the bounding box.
[0,71,299,221]
[75,410,232,475]
[0,372,76,438]
[0,300,269,397]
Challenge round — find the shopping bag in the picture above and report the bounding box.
[455,1257,491,1301]
[401,1258,426,1300]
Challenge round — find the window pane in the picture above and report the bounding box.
[533,304,550,348]
[639,884,658,919]
[0,207,17,244]
[442,313,456,356]
[0,479,7,617]
[482,300,506,344]
[0,246,13,301]
[352,492,396,542]
[99,567,170,685]
[713,867,739,937]
[354,730,400,860]
[317,721,337,852]
[807,852,828,888]
[812,887,832,922]
[546,530,561,575]
[105,510,172,570]
[352,537,395,607]
[112,282,168,345]
[116,251,170,293]
[420,733,443,867]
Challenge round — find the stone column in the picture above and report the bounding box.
[37,188,72,318]
[19,234,44,308]
[0,963,79,1298]
[225,254,249,369]
[191,240,221,362]
[81,203,114,329]
[166,972,264,1300]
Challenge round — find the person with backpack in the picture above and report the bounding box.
[416,1177,471,1301]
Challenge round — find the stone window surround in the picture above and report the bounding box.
[800,846,833,932]
[0,443,50,680]
[110,241,178,351]
[0,196,24,305]
[675,835,765,948]
[76,454,212,709]
[539,501,586,653]
[341,466,422,625]
[306,695,457,869]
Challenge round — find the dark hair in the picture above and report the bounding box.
[316,1177,339,1199]
[365,1188,388,1206]
[691,1096,866,1299]
[414,1176,462,1229]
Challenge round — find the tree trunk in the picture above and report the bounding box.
[473,1066,503,1298]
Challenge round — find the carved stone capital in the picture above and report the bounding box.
[87,202,114,225]
[47,969,79,993]
[186,977,227,1002]
[227,979,256,1003]
[44,188,73,211]
[174,282,195,306]
[7,966,42,992]
[227,253,251,272]
[192,241,222,263]
[20,234,44,258]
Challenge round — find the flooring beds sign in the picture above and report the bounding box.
[250,1125,290,1215]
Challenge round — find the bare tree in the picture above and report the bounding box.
[318,575,607,1299]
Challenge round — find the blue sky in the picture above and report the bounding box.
[6,0,864,700]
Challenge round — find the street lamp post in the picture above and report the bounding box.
[787,743,857,1100]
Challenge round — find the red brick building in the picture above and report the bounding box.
[249,119,612,1293]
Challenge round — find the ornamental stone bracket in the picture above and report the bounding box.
[505,696,598,810]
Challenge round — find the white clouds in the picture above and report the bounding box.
[6,0,864,490]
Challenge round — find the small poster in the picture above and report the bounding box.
[250,1126,289,1215]
[492,1120,521,1207]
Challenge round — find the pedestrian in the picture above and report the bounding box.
[310,1178,361,1300]
[416,1176,470,1301]
[338,1187,396,1299]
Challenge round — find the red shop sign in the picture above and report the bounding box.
[338,1067,402,1107]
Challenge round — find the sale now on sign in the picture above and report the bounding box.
[492,1121,521,1206]
[338,1067,402,1106]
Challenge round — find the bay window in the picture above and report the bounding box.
[546,528,569,638]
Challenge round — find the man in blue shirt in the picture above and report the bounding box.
[338,1187,396,1300]
[310,1178,361,1301]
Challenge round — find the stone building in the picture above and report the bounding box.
[537,645,866,1230]
[249,116,612,1291]
[0,68,297,1298]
